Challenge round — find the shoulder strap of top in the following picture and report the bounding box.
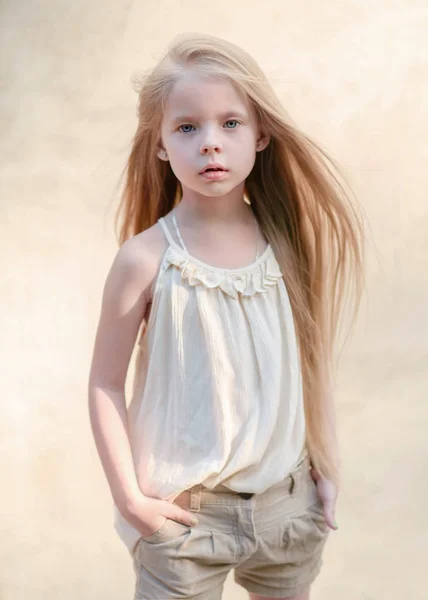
[171,211,188,253]
[158,217,176,247]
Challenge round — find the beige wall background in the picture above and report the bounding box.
[1,1,427,598]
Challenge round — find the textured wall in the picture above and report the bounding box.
[1,1,427,598]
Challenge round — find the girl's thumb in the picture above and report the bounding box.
[169,505,198,527]
[322,499,338,531]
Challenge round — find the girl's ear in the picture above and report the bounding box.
[256,132,270,152]
[157,145,169,161]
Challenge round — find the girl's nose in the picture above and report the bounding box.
[200,138,222,154]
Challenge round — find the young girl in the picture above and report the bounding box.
[88,33,364,600]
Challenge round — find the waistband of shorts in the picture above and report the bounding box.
[174,455,313,512]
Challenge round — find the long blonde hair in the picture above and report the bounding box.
[115,33,365,487]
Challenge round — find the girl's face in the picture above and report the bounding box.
[158,71,269,198]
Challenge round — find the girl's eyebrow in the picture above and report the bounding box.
[170,111,247,125]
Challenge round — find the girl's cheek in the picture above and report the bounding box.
[172,153,193,174]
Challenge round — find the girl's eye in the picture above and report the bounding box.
[224,120,239,129]
[178,124,195,133]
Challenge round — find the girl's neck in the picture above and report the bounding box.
[175,184,254,227]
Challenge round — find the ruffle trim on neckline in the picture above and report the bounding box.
[165,246,283,298]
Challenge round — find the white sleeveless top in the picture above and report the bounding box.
[114,212,307,553]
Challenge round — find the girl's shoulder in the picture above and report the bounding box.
[115,221,168,302]
[131,220,168,260]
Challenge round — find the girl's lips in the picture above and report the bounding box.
[200,170,229,181]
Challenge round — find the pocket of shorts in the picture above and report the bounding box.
[306,500,330,535]
[139,518,190,545]
[286,501,329,561]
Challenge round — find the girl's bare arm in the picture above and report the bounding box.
[87,238,151,515]
[87,231,197,536]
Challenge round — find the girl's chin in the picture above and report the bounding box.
[181,183,238,198]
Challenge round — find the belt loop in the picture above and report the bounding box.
[189,484,202,513]
[289,472,295,495]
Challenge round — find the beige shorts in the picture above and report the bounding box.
[132,456,330,599]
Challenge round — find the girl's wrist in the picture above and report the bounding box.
[115,484,146,517]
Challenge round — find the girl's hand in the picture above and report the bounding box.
[310,467,339,531]
[122,494,198,538]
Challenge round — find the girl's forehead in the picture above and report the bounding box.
[164,72,251,117]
